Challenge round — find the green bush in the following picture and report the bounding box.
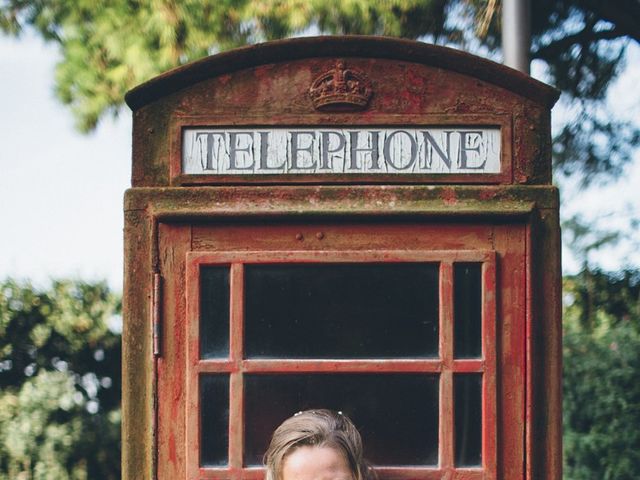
[0,280,120,479]
[563,270,640,479]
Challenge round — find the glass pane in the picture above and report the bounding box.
[245,263,439,358]
[200,375,230,466]
[200,266,230,358]
[454,263,482,358]
[454,374,482,467]
[244,374,439,466]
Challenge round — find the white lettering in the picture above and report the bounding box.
[182,128,501,175]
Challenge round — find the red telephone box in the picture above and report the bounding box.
[123,36,561,480]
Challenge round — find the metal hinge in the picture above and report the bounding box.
[152,273,162,357]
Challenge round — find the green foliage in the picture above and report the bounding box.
[564,268,640,330]
[0,0,451,132]
[2,0,249,131]
[462,0,640,185]
[0,280,121,479]
[563,269,640,479]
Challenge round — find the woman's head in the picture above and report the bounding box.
[264,409,371,480]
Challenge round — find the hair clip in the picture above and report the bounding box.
[294,411,303,417]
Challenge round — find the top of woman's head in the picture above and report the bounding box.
[264,409,372,480]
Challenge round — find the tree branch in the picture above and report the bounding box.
[532,26,625,61]
[581,0,640,44]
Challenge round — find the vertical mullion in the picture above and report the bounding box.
[186,259,201,480]
[230,263,244,361]
[440,261,454,472]
[229,263,245,475]
[482,256,497,478]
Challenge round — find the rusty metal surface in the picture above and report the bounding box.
[123,36,562,480]
[128,38,558,188]
[124,185,558,217]
[122,187,561,480]
[309,60,373,111]
[125,36,559,110]
[160,224,512,480]
[122,210,154,479]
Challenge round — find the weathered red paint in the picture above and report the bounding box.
[442,188,458,205]
[150,223,530,480]
[123,36,561,480]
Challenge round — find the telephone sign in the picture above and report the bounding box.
[182,127,502,175]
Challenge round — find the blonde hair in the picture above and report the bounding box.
[264,409,373,480]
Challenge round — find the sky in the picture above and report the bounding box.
[1,33,638,293]
[1,33,130,290]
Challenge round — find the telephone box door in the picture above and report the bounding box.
[156,220,528,480]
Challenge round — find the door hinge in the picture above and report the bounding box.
[152,273,162,357]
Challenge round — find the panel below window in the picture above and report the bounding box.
[244,373,439,467]
[245,263,439,359]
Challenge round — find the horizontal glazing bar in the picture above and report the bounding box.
[196,361,237,373]
[188,249,495,266]
[198,467,485,480]
[452,360,484,372]
[195,359,485,373]
[241,359,443,373]
[377,467,484,480]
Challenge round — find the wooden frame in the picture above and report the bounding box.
[133,196,551,480]
[184,249,497,480]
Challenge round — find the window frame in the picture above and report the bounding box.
[185,249,497,480]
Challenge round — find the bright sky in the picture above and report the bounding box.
[1,33,130,291]
[1,33,638,293]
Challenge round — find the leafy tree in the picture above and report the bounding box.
[468,0,640,183]
[1,0,638,184]
[563,269,640,479]
[0,280,121,479]
[559,209,640,478]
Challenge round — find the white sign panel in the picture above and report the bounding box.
[182,128,501,175]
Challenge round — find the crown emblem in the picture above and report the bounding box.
[309,61,373,111]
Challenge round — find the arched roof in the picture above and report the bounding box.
[125,35,560,111]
